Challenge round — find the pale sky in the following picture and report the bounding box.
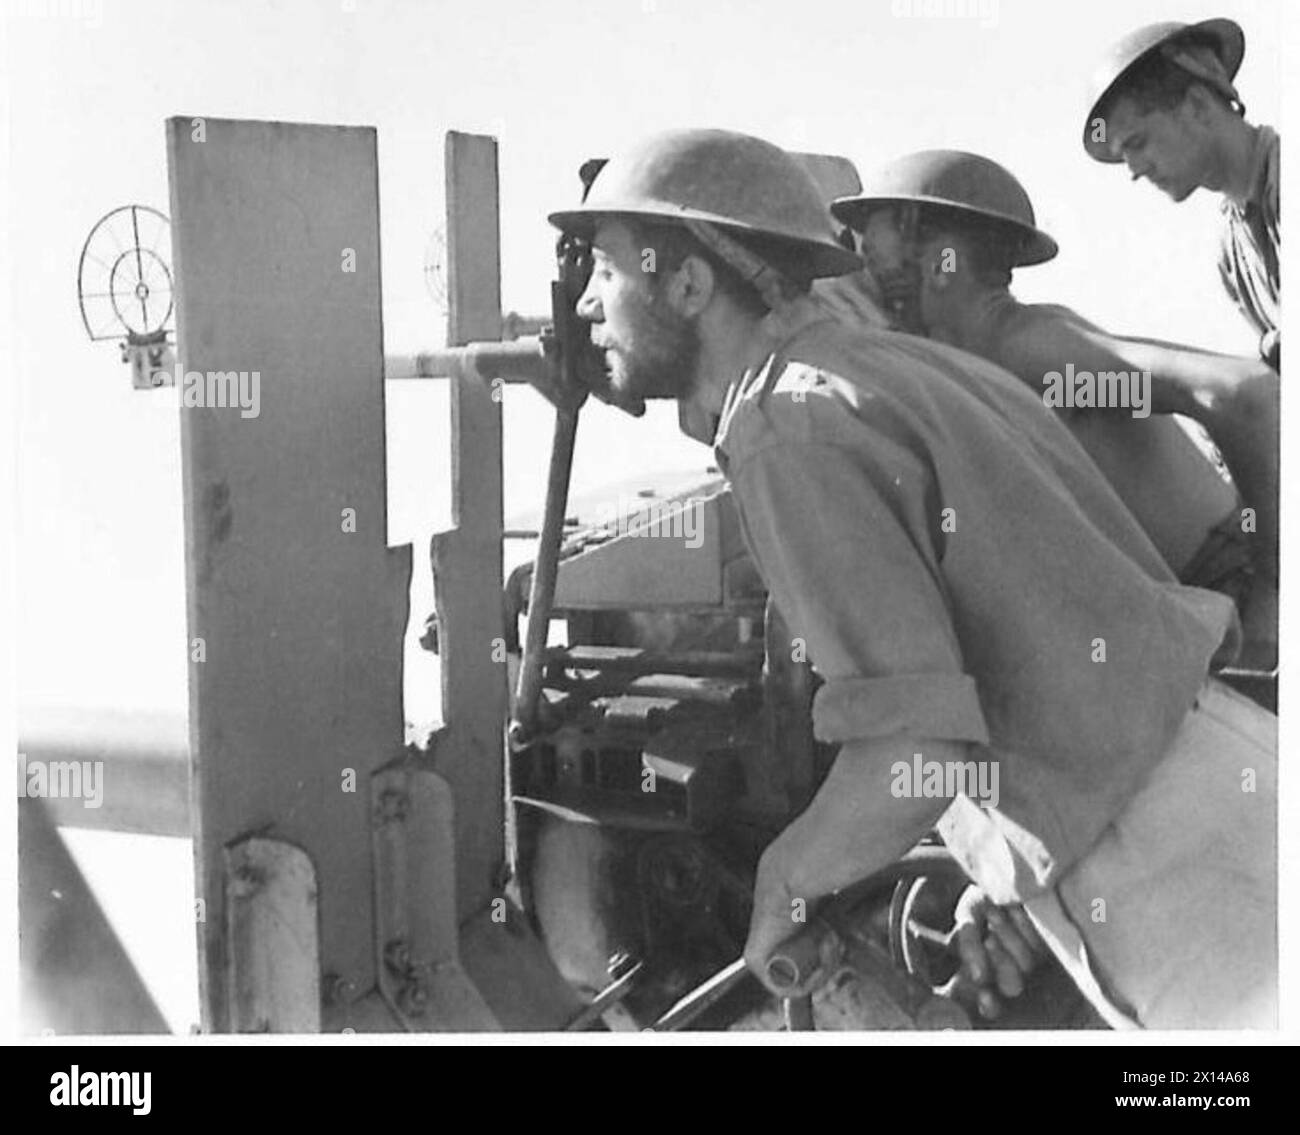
[3,0,1287,717]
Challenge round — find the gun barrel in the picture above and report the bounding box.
[385,337,547,381]
[386,336,575,407]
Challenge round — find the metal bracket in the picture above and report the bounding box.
[122,330,176,390]
[223,837,321,1033]
[370,763,499,1030]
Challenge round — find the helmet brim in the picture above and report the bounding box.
[548,202,864,279]
[1082,17,1246,163]
[829,194,1059,268]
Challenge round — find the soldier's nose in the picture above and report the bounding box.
[576,286,601,321]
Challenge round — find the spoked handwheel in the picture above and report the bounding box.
[77,204,173,343]
[886,849,971,991]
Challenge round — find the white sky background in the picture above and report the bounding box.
[5,0,1284,717]
[0,0,1296,1039]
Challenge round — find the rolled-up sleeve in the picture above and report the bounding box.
[727,437,989,747]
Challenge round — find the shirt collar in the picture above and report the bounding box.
[711,299,839,462]
[712,354,772,469]
[1226,125,1276,210]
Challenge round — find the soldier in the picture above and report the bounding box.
[551,128,1276,1028]
[832,151,1278,670]
[1083,18,1279,370]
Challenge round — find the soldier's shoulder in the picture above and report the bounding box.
[988,300,1102,361]
[719,335,889,459]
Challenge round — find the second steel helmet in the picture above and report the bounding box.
[548,129,862,280]
[830,150,1059,267]
[1081,19,1246,162]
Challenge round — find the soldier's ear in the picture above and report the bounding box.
[670,253,716,316]
[1184,83,1221,124]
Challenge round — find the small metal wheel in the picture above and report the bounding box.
[886,850,970,991]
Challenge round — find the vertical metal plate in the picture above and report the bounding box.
[167,116,411,1030]
[429,132,508,920]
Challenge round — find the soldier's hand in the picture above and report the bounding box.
[743,854,801,996]
[943,886,1046,1021]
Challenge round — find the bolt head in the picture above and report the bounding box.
[383,939,412,973]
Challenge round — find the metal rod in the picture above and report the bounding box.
[782,995,815,1031]
[510,404,581,743]
[383,341,526,381]
[384,338,545,382]
[649,958,751,1031]
[565,957,645,1031]
[648,848,968,1031]
[549,645,763,678]
[385,337,574,408]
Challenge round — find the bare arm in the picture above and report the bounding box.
[745,734,959,990]
[999,309,1277,648]
[1086,328,1279,592]
[761,734,958,900]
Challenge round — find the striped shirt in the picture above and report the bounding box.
[1219,126,1280,367]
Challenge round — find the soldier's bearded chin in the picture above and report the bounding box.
[606,286,701,401]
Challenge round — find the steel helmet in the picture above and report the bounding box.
[548,129,862,280]
[830,150,1058,267]
[1082,18,1245,162]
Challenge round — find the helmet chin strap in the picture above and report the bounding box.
[878,203,927,334]
[681,217,830,340]
[1161,41,1246,117]
[681,217,794,312]
[898,202,921,247]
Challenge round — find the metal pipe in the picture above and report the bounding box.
[510,404,581,744]
[384,338,542,381]
[766,922,835,993]
[649,957,751,1031]
[782,995,815,1031]
[501,312,549,340]
[547,646,763,679]
[564,956,645,1031]
[646,847,968,1030]
[385,337,573,408]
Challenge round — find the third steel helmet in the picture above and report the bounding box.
[830,150,1058,267]
[1081,18,1245,162]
